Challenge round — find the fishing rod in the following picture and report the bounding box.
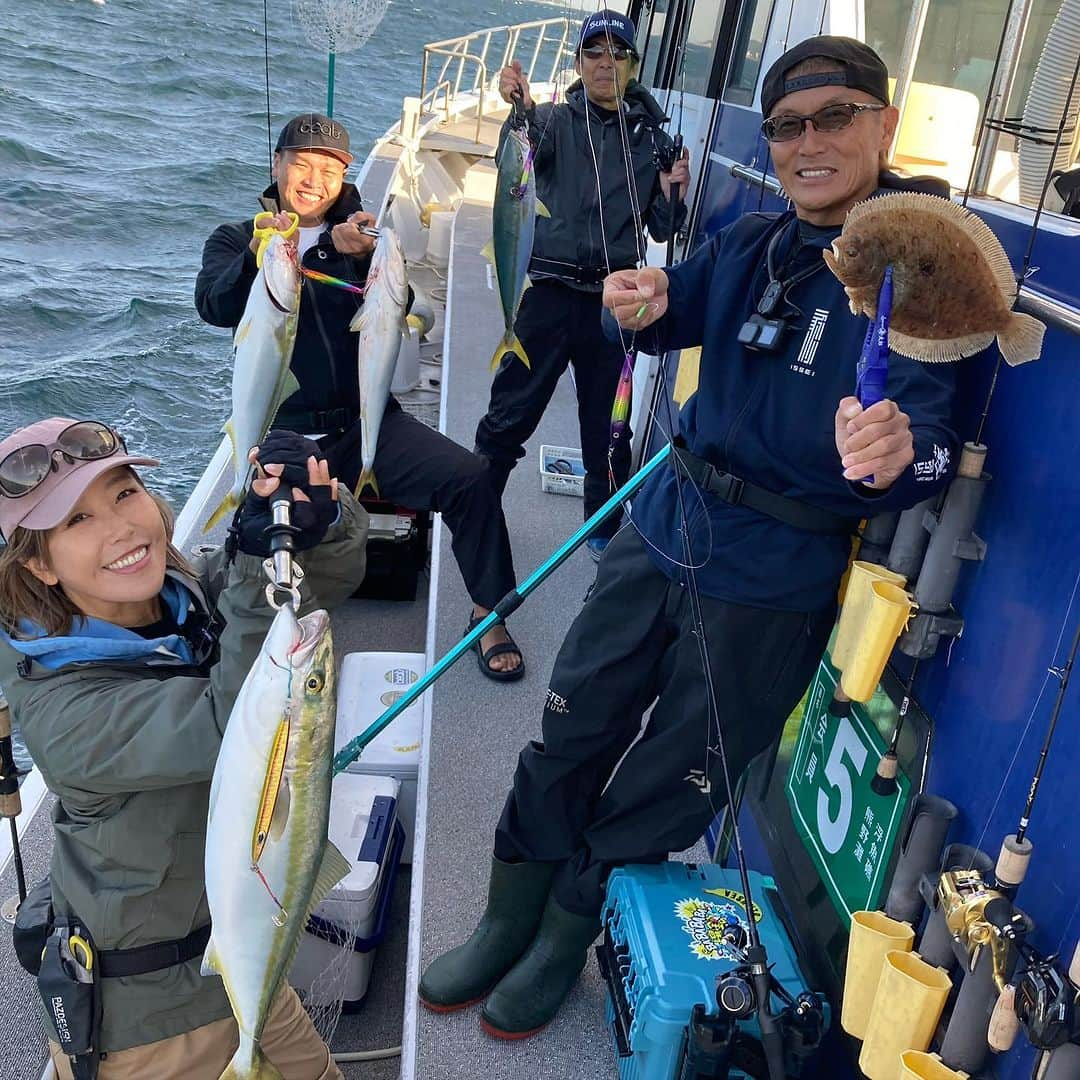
[332,443,673,774]
[0,695,26,909]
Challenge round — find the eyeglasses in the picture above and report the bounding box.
[580,43,633,61]
[761,102,887,143]
[0,421,126,499]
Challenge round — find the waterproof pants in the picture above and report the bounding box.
[311,404,516,611]
[494,525,835,915]
[474,279,631,540]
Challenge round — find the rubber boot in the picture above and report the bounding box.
[419,858,557,1012]
[480,893,600,1039]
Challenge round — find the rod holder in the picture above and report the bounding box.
[860,512,901,565]
[843,911,916,1038]
[888,493,940,581]
[898,606,966,661]
[885,794,959,924]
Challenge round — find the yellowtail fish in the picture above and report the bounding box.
[823,192,1045,366]
[203,603,348,1080]
[349,227,409,497]
[483,124,550,371]
[204,227,302,531]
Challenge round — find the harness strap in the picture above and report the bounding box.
[97,923,211,978]
[673,446,856,536]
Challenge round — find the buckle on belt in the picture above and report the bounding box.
[703,464,744,506]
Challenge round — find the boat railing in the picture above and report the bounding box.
[419,17,574,143]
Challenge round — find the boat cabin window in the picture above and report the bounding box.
[866,0,1078,210]
[724,0,776,107]
[636,0,674,90]
[682,0,728,96]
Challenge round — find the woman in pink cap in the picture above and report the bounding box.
[0,418,366,1079]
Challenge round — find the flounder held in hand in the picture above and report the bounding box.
[823,192,1045,365]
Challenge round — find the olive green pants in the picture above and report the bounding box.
[49,984,343,1079]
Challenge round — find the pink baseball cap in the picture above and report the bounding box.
[0,418,159,540]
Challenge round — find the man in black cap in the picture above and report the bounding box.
[196,113,525,679]
[420,36,963,1040]
[473,9,691,562]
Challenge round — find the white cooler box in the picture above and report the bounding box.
[335,651,424,863]
[290,773,404,1009]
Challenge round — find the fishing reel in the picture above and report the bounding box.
[1014,956,1077,1049]
[653,132,681,175]
[939,868,1004,952]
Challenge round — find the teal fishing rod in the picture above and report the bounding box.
[332,443,672,774]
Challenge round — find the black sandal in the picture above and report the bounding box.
[466,614,525,683]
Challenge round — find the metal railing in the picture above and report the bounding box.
[419,18,575,144]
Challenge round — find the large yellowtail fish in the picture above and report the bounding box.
[349,227,409,497]
[203,602,348,1080]
[483,123,549,371]
[204,220,302,531]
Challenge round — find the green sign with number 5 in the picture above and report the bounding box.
[784,655,911,925]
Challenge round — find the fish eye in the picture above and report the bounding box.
[306,672,324,693]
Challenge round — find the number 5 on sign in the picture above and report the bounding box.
[817,716,869,854]
[785,656,911,924]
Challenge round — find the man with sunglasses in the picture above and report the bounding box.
[419,36,966,1041]
[473,9,691,562]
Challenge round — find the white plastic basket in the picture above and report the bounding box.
[539,444,585,497]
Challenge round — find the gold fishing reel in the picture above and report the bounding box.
[938,869,1016,990]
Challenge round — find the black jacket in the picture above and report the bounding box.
[514,79,685,289]
[195,182,373,432]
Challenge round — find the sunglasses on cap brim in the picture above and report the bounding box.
[0,420,127,499]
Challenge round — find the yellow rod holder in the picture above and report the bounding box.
[842,910,916,1038]
[833,561,908,672]
[841,580,916,703]
[900,1050,970,1079]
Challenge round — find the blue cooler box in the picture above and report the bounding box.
[599,862,828,1080]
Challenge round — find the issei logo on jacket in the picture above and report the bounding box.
[913,444,952,482]
[791,309,830,377]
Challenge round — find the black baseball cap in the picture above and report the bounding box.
[578,9,637,53]
[761,36,890,118]
[275,112,353,165]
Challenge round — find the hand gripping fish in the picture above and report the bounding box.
[349,227,409,497]
[823,192,1045,366]
[203,602,349,1080]
[483,117,550,371]
[204,214,303,531]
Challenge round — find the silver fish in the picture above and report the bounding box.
[349,227,409,497]
[485,124,549,371]
[205,233,301,531]
[203,603,348,1080]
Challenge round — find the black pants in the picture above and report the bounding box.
[494,526,834,915]
[474,279,631,540]
[314,404,516,610]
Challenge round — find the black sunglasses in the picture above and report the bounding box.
[761,102,887,143]
[580,43,634,61]
[0,420,126,499]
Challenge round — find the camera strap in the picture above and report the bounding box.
[758,222,828,317]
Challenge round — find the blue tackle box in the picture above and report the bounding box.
[598,862,829,1080]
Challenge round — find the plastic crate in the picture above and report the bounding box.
[540,444,585,497]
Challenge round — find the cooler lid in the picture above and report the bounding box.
[326,772,400,903]
[335,652,424,773]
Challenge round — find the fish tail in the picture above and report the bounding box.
[354,467,379,498]
[203,489,242,533]
[218,1034,284,1080]
[997,311,1046,366]
[491,332,530,372]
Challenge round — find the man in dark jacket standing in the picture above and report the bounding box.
[474,11,691,559]
[421,36,965,1041]
[196,113,525,679]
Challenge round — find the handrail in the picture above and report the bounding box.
[1017,285,1080,333]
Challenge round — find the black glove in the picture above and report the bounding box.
[234,432,338,557]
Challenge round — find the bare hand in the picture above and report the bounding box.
[499,61,533,108]
[331,211,377,258]
[659,147,691,201]
[603,266,669,329]
[835,397,914,490]
[248,447,339,504]
[248,211,294,255]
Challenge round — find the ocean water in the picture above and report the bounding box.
[0,0,563,507]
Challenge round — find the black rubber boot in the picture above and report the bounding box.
[418,858,557,1012]
[479,893,600,1039]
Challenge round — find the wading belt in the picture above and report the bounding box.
[528,256,634,287]
[673,445,857,536]
[97,923,211,978]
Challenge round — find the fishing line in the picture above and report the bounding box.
[263,0,273,178]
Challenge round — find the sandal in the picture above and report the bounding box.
[466,614,525,683]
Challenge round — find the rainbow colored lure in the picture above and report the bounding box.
[300,268,367,297]
[610,350,635,444]
[512,148,536,200]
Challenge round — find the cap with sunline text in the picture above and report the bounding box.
[275,113,354,165]
[761,36,890,119]
[578,9,637,54]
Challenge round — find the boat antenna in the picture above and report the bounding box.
[293,0,392,117]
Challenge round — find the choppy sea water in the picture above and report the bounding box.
[0,0,560,508]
